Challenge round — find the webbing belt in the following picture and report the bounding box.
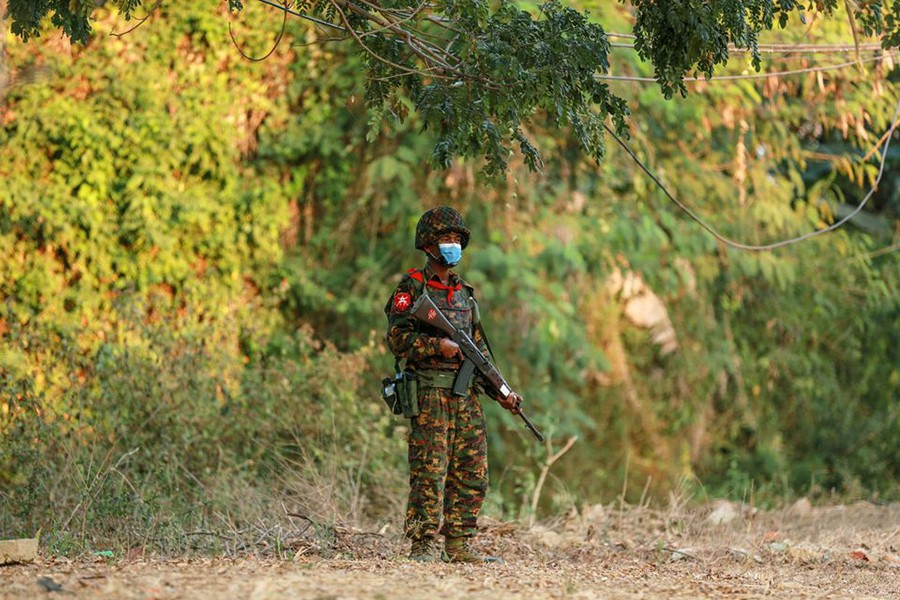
[415,369,476,392]
[415,370,459,389]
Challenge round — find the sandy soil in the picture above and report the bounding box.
[2,502,898,599]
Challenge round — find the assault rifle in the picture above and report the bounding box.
[409,293,544,442]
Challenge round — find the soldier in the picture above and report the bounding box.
[384,206,522,564]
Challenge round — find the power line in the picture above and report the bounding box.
[250,6,886,58]
[256,0,900,253]
[599,52,895,83]
[609,41,884,54]
[602,94,900,252]
[252,3,892,84]
[606,31,883,50]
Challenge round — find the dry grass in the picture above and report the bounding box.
[1,501,897,599]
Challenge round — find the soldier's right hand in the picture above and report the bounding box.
[440,338,464,360]
[499,391,523,414]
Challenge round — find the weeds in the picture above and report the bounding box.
[0,306,406,556]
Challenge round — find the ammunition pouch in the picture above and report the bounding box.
[381,370,419,418]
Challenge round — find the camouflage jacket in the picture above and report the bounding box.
[384,264,501,400]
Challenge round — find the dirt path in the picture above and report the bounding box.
[2,502,898,599]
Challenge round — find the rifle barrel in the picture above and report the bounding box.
[518,408,544,442]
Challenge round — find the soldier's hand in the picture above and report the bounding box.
[499,391,522,414]
[440,338,463,360]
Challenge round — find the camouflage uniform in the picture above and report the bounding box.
[384,208,500,543]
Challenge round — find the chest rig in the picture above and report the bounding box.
[407,269,477,371]
[382,268,487,418]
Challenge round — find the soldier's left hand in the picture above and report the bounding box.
[499,391,522,414]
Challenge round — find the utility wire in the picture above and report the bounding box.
[250,6,885,56]
[606,31,882,49]
[254,0,900,253]
[609,41,884,54]
[599,52,895,83]
[252,3,892,84]
[602,94,900,252]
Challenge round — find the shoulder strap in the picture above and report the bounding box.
[476,322,495,362]
[464,285,496,362]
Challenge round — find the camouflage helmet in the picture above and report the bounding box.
[414,206,470,250]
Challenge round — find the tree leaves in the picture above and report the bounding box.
[11,0,896,173]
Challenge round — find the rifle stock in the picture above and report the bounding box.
[410,293,544,442]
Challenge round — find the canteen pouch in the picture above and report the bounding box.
[380,370,419,418]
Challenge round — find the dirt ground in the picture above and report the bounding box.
[2,501,898,599]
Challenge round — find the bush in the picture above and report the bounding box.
[0,300,406,553]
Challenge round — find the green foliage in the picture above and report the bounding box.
[631,0,829,97]
[412,1,630,175]
[1,0,898,553]
[1,304,401,550]
[7,0,900,172]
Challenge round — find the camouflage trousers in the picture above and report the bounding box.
[405,385,488,540]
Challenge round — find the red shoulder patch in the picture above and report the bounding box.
[393,292,412,311]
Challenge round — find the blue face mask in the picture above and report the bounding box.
[437,243,463,267]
